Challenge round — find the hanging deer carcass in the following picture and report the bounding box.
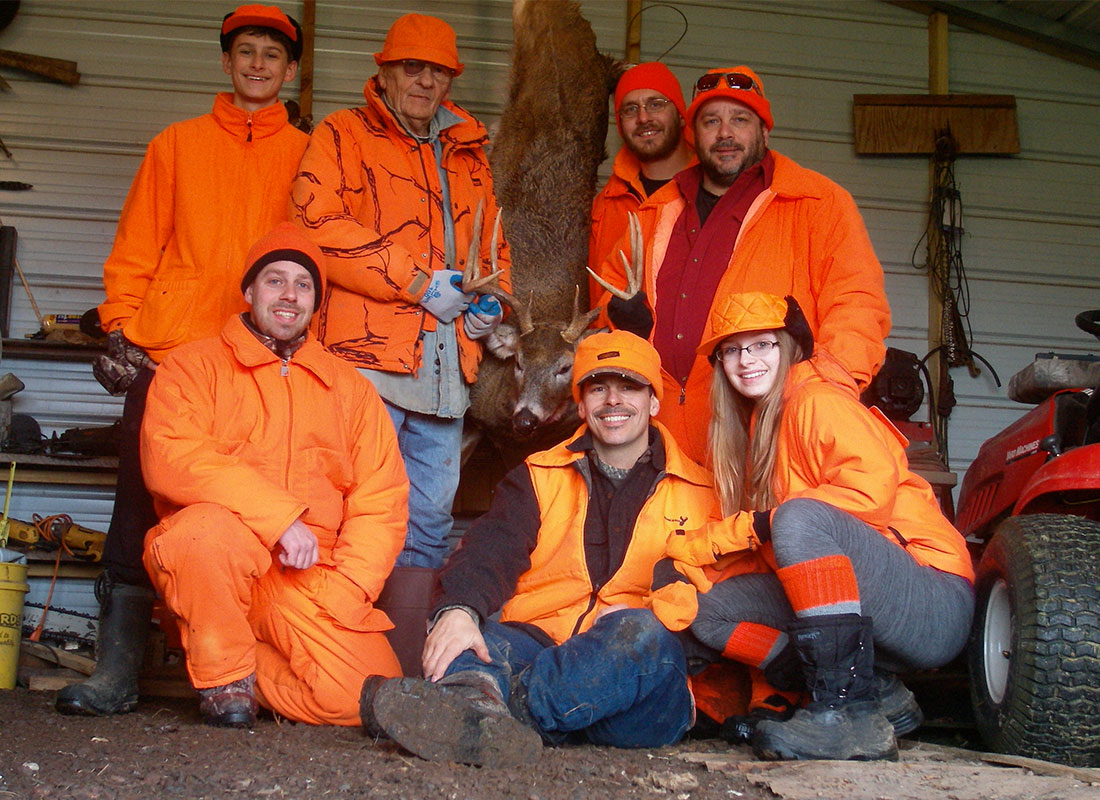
[464,0,622,462]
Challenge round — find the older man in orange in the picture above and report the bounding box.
[140,225,408,727]
[291,13,510,578]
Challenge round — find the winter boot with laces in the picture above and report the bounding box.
[752,614,897,761]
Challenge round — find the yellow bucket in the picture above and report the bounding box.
[0,561,29,690]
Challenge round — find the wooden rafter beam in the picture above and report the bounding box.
[886,0,1100,71]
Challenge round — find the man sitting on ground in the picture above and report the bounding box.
[362,331,718,766]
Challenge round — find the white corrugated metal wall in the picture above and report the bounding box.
[0,0,1097,530]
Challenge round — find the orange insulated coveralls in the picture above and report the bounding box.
[141,315,409,725]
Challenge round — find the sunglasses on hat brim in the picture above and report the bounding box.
[692,71,761,100]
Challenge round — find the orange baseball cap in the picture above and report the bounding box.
[685,66,773,131]
[374,14,464,77]
[221,5,302,61]
[697,292,814,363]
[573,331,664,402]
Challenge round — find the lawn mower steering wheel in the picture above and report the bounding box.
[1075,310,1100,341]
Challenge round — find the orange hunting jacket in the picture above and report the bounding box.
[597,151,891,465]
[589,145,699,302]
[141,315,409,633]
[498,422,718,644]
[99,93,309,363]
[291,77,511,381]
[658,359,973,631]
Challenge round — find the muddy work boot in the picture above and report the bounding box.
[720,694,797,745]
[753,615,897,762]
[876,671,924,737]
[198,673,258,728]
[369,673,542,768]
[55,582,155,716]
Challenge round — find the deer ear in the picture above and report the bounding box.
[486,322,520,359]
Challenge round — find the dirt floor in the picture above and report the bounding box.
[3,687,1100,800]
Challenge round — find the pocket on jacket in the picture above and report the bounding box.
[126,276,198,350]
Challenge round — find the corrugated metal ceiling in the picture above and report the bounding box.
[889,1,1100,69]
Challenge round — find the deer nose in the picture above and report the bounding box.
[512,408,540,436]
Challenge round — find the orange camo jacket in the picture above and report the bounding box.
[596,151,892,466]
[99,94,309,363]
[291,77,511,381]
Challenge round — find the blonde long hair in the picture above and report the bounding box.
[708,329,801,516]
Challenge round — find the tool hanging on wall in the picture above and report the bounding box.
[913,130,1000,463]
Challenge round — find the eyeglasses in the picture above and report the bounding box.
[714,340,779,362]
[692,71,761,100]
[619,97,672,119]
[399,59,455,80]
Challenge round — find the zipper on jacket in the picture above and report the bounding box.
[246,113,253,142]
[570,592,601,639]
[679,385,686,405]
[281,358,289,377]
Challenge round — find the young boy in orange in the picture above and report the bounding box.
[58,4,310,718]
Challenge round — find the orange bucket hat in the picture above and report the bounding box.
[374,14,464,76]
[697,292,814,363]
[685,66,773,130]
[241,223,326,310]
[573,331,664,403]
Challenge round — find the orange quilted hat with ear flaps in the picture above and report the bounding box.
[698,292,814,362]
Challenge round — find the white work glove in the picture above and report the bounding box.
[419,269,473,323]
[463,295,503,340]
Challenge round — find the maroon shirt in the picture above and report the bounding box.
[653,152,775,392]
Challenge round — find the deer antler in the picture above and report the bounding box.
[561,286,602,344]
[585,211,644,301]
[488,285,535,335]
[462,201,505,294]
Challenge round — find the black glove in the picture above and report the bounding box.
[92,330,152,396]
[607,292,654,339]
[752,510,772,544]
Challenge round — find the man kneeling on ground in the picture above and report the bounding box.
[141,224,409,727]
[363,331,718,766]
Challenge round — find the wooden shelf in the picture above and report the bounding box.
[2,337,105,362]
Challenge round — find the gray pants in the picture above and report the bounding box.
[691,498,974,671]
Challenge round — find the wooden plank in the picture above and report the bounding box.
[853,94,1019,155]
[21,640,95,674]
[0,50,80,86]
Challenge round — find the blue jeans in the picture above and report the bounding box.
[446,609,693,748]
[383,402,462,569]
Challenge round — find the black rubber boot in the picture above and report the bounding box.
[375,567,438,677]
[55,581,155,716]
[753,615,897,761]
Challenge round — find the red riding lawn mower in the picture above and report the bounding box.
[953,310,1100,767]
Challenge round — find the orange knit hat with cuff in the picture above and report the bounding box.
[613,62,687,137]
[241,223,326,311]
[374,14,464,76]
[573,330,664,402]
[686,66,773,131]
[697,292,814,363]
